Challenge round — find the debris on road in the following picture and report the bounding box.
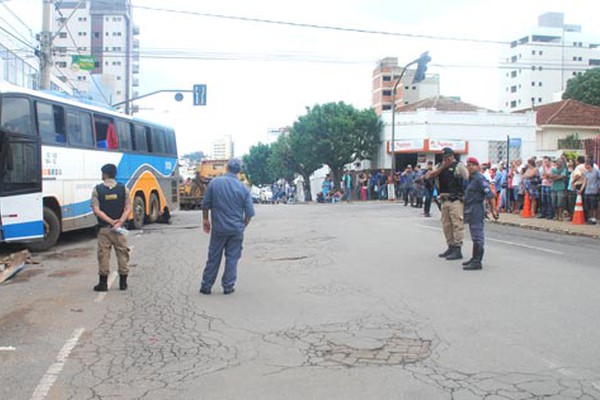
[0,250,37,284]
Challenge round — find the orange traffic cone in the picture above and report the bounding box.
[572,194,585,225]
[522,192,532,218]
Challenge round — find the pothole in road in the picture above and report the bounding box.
[265,317,432,368]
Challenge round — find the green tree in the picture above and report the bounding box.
[243,142,275,186]
[562,67,600,106]
[182,151,205,163]
[288,102,382,198]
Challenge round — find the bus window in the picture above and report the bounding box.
[145,126,153,152]
[165,129,177,156]
[66,109,94,147]
[115,120,132,150]
[132,124,148,152]
[1,97,33,136]
[0,136,40,194]
[36,102,66,144]
[93,114,117,149]
[150,127,167,154]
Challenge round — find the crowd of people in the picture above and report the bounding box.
[314,153,600,225]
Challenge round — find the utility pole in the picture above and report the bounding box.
[40,0,54,89]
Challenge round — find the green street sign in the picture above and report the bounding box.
[71,55,96,71]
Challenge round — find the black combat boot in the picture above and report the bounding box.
[93,275,108,292]
[119,274,128,290]
[462,246,476,266]
[445,246,463,260]
[438,247,453,258]
[464,243,483,270]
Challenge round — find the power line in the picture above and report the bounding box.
[0,26,37,51]
[0,2,34,39]
[132,4,508,46]
[132,5,600,51]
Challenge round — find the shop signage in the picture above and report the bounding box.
[429,139,468,153]
[388,139,425,153]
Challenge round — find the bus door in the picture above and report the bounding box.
[0,96,44,242]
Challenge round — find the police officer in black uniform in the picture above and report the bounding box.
[426,147,469,260]
[91,163,132,291]
[463,157,498,270]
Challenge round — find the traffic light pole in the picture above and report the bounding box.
[111,89,192,108]
[390,52,430,174]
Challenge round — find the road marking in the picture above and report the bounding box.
[94,271,118,303]
[415,224,564,255]
[30,328,84,400]
[0,346,16,351]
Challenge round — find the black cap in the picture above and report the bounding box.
[441,147,454,156]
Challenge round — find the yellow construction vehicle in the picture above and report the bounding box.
[179,159,251,210]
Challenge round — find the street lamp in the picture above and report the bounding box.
[390,52,431,174]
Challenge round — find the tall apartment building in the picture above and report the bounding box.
[372,57,440,115]
[500,12,600,112]
[51,0,139,113]
[210,135,234,160]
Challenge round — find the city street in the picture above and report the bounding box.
[1,202,600,400]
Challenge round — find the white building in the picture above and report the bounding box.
[379,96,536,170]
[0,2,70,92]
[210,135,234,160]
[500,12,600,112]
[51,0,139,112]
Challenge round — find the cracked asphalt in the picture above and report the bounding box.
[1,202,600,399]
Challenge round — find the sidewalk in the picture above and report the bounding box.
[490,212,600,239]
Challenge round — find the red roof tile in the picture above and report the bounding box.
[397,96,493,113]
[536,99,600,126]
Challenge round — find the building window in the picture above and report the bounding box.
[58,32,67,39]
[531,81,535,86]
[78,32,87,36]
[56,61,67,68]
[538,82,542,87]
[510,100,517,108]
[404,86,409,90]
[590,59,600,66]
[116,76,121,80]
[573,71,577,76]
[511,71,517,78]
[538,97,542,103]
[531,66,536,71]
[382,90,391,96]
[510,86,517,93]
[382,75,391,82]
[532,50,536,55]
[94,61,100,68]
[538,66,543,71]
[412,86,416,90]
[382,104,391,111]
[116,91,122,95]
[539,51,543,55]
[94,32,100,38]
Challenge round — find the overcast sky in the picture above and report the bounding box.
[4,0,600,156]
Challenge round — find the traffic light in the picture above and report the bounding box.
[412,52,431,84]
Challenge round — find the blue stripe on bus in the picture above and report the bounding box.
[117,154,177,179]
[62,200,93,219]
[2,220,44,239]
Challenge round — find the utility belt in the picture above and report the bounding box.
[439,193,463,202]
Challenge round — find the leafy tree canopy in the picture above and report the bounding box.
[243,143,276,186]
[563,67,600,106]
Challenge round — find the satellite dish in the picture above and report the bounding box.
[174,93,184,102]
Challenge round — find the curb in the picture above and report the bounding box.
[490,219,600,240]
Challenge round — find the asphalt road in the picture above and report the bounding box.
[1,202,599,400]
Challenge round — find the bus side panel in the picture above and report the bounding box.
[0,193,44,241]
[119,154,178,212]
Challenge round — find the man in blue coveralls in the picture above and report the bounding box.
[200,159,255,294]
[462,157,498,271]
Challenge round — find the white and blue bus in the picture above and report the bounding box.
[0,83,179,251]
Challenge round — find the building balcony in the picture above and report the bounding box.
[133,38,139,49]
[132,77,139,87]
[133,24,140,35]
[132,63,140,74]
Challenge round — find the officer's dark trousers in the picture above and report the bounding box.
[201,231,244,290]
[468,221,485,245]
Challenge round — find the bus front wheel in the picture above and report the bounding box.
[28,207,61,252]
[131,195,145,230]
